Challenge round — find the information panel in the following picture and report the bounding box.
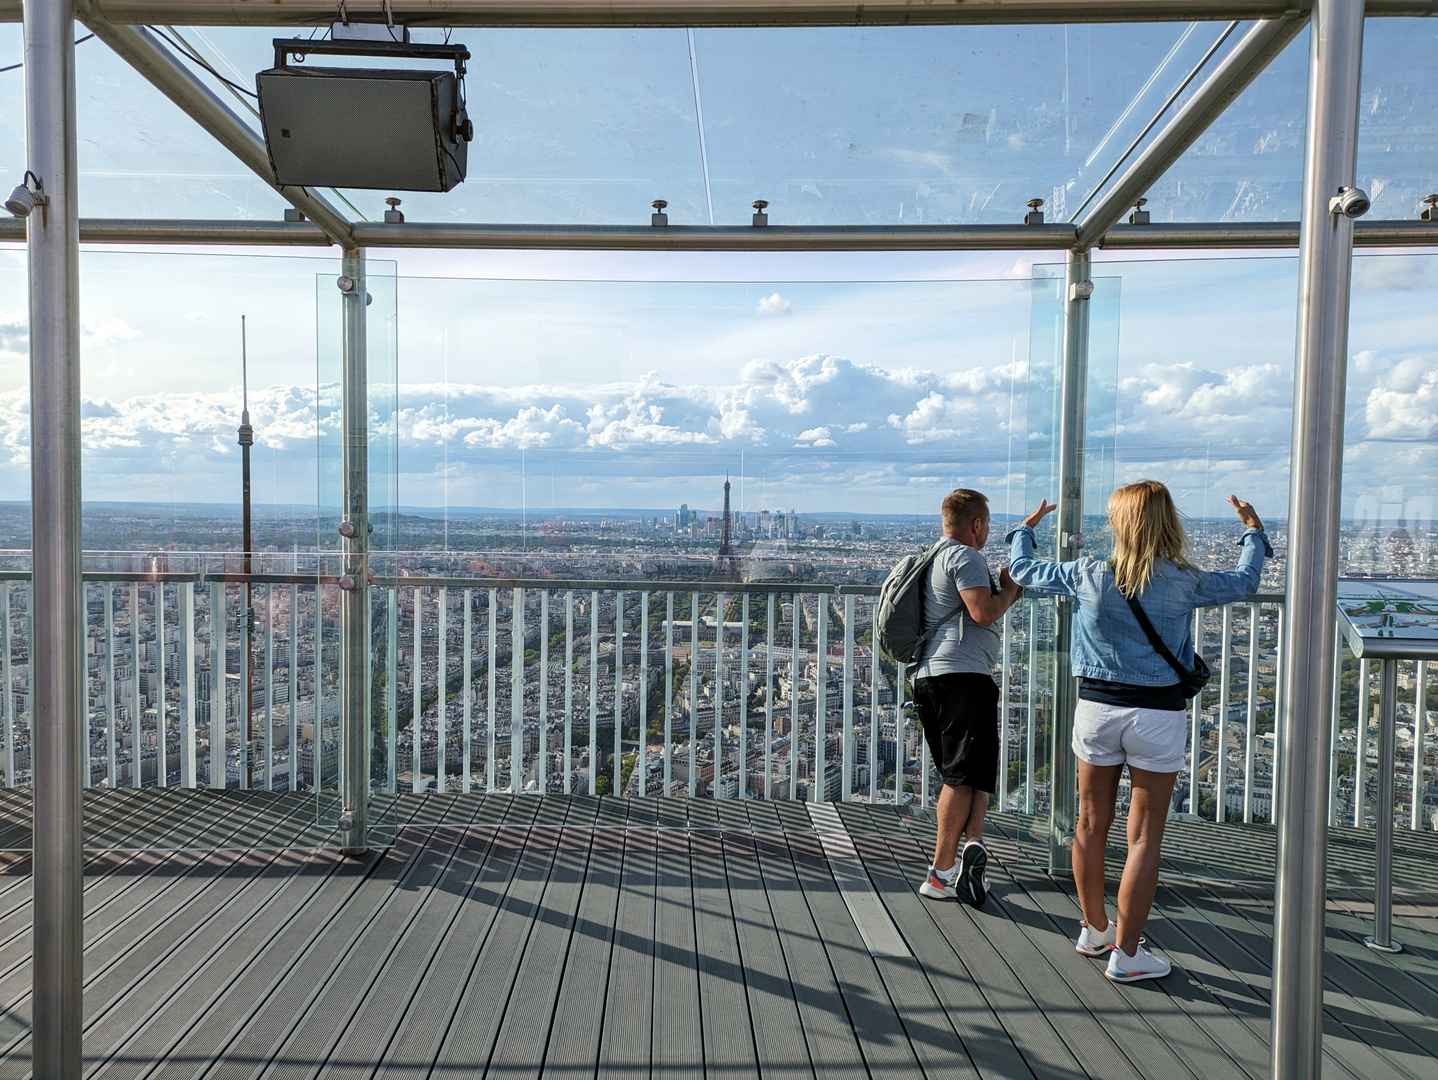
[1336,579,1438,660]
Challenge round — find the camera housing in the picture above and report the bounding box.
[1329,186,1371,219]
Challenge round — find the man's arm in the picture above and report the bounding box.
[959,569,1023,628]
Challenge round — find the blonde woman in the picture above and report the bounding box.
[1008,481,1269,982]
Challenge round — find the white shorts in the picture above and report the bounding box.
[1072,699,1187,773]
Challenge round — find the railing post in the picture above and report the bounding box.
[1355,657,1370,826]
[564,591,574,795]
[689,591,699,798]
[1217,605,1232,821]
[1190,608,1204,815]
[790,595,799,801]
[637,592,645,797]
[715,590,726,798]
[181,581,196,788]
[437,586,448,794]
[337,245,370,852]
[24,0,85,1060]
[157,583,167,788]
[262,584,273,790]
[663,591,672,796]
[1413,661,1428,831]
[1244,603,1259,823]
[1328,625,1343,827]
[1049,245,1091,873]
[999,608,1011,811]
[1271,0,1366,1074]
[385,587,396,794]
[815,592,828,803]
[764,594,774,801]
[209,580,224,788]
[739,593,748,799]
[842,593,854,802]
[613,590,622,796]
[513,588,526,794]
[487,588,497,792]
[590,591,600,796]
[290,584,300,792]
[1363,657,1401,953]
[105,581,116,788]
[2,582,12,787]
[1025,599,1037,815]
[131,586,142,789]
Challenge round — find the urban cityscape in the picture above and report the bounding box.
[0,485,1434,833]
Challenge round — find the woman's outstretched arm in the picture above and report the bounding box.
[1193,495,1273,604]
[1007,499,1082,596]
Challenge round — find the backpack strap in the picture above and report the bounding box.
[914,540,967,661]
[1123,593,1189,683]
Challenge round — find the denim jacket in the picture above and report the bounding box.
[1006,524,1272,687]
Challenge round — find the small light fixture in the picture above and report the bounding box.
[1421,194,1438,222]
[1128,197,1150,226]
[1024,198,1044,226]
[752,199,769,227]
[1329,185,1370,219]
[5,171,49,220]
[384,197,404,224]
[651,199,668,227]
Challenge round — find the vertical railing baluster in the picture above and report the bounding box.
[689,591,699,799]
[23,584,31,787]
[1273,603,1286,817]
[512,587,525,794]
[1356,657,1371,827]
[715,590,725,798]
[740,593,749,800]
[1413,660,1428,831]
[463,588,473,793]
[386,587,397,795]
[131,584,142,789]
[1,581,11,788]
[1217,604,1232,822]
[180,582,196,788]
[437,586,448,795]
[209,581,223,789]
[664,592,673,796]
[82,580,91,789]
[104,582,115,790]
[868,599,878,803]
[1189,608,1203,815]
[1329,622,1343,827]
[414,586,424,792]
[487,588,497,793]
[289,584,299,792]
[921,724,931,810]
[1244,603,1259,823]
[789,594,799,802]
[999,608,1011,811]
[564,591,574,795]
[590,591,599,797]
[815,592,827,802]
[638,592,648,798]
[540,591,549,795]
[157,582,167,788]
[614,590,623,797]
[842,593,854,802]
[263,584,274,791]
[765,594,774,801]
[896,659,906,807]
[1025,600,1036,815]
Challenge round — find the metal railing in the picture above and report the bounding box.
[0,570,1432,830]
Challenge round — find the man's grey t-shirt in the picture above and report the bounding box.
[914,540,1002,679]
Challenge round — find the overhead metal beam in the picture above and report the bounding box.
[74,8,353,245]
[3,217,1436,249]
[3,0,1435,24]
[1075,13,1308,247]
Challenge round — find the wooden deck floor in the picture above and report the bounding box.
[0,793,1433,1080]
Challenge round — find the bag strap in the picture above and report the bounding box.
[1123,593,1189,682]
[914,539,966,656]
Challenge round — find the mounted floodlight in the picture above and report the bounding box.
[1329,186,1371,219]
[257,38,472,192]
[5,171,49,219]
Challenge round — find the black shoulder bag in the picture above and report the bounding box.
[1123,594,1211,699]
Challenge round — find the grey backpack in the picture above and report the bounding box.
[874,539,965,665]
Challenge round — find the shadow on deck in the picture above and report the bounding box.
[0,792,1433,1079]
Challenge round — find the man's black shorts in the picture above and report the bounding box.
[913,672,1000,793]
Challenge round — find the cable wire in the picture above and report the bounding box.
[0,34,95,75]
[149,26,259,98]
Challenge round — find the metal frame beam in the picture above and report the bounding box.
[4,217,1436,249]
[74,8,353,245]
[3,0,1434,24]
[1075,14,1308,247]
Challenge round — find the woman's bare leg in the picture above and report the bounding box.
[1116,766,1179,954]
[1074,761,1122,930]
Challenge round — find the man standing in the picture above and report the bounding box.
[914,488,1023,906]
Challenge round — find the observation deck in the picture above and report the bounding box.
[0,791,1432,1079]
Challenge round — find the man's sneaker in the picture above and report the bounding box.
[918,865,959,900]
[1075,920,1116,956]
[958,839,989,907]
[1105,943,1171,983]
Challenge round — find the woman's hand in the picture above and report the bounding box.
[1022,499,1058,529]
[1228,495,1263,531]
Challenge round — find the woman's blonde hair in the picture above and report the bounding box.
[1107,480,1192,598]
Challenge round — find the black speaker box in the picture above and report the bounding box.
[258,64,467,192]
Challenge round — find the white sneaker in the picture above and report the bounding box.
[1105,943,1171,983]
[958,839,989,907]
[918,866,959,900]
[1075,920,1116,956]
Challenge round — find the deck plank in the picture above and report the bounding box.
[596,825,657,1080]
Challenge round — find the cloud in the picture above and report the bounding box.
[82,317,142,347]
[755,293,792,317]
[0,311,25,358]
[1364,357,1438,439]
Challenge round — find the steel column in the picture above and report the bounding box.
[1363,658,1401,952]
[25,0,84,1066]
[337,247,370,852]
[1270,1,1366,1075]
[1048,247,1091,873]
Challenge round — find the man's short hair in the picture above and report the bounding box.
[941,489,989,532]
